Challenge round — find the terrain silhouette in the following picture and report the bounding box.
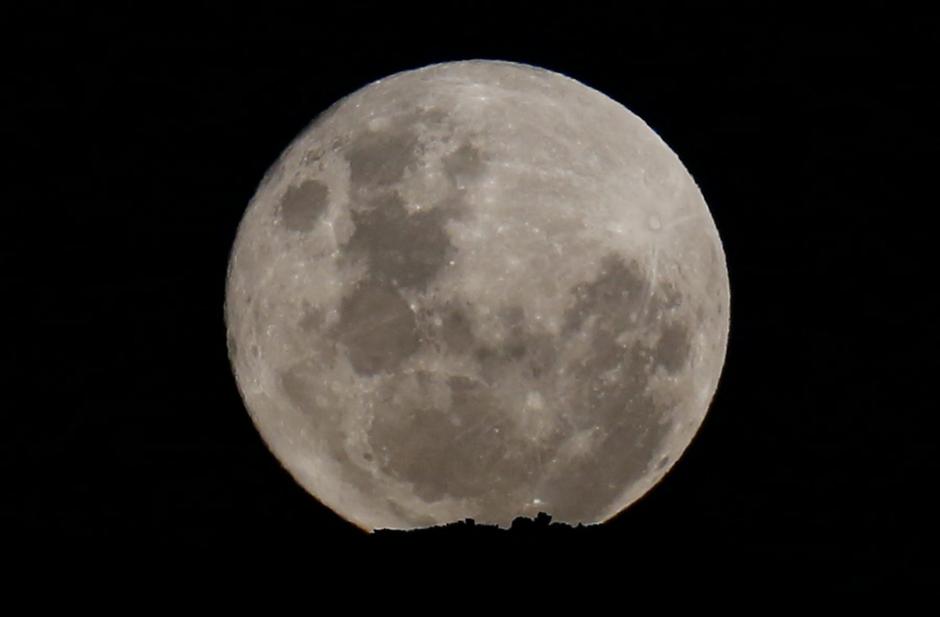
[371,512,611,546]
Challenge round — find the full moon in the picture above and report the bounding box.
[225,60,729,530]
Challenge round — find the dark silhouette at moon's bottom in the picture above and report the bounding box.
[373,512,590,538]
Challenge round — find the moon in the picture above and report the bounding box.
[225,60,729,530]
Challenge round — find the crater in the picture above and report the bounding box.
[330,282,420,375]
[346,193,454,290]
[279,179,329,232]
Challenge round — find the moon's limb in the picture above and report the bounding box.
[225,60,729,530]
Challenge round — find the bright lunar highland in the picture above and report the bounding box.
[225,60,729,531]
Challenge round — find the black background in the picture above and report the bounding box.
[5,2,934,585]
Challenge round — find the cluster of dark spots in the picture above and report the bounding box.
[474,334,556,382]
[340,113,481,292]
[329,281,420,376]
[442,142,487,189]
[279,179,330,232]
[654,321,691,373]
[486,306,528,358]
[527,252,690,521]
[525,339,557,379]
[298,301,325,332]
[563,253,650,336]
[467,306,556,381]
[302,134,348,167]
[562,252,692,376]
[301,146,324,168]
[346,123,420,190]
[366,373,543,514]
[420,302,547,375]
[439,305,476,354]
[346,193,455,291]
[561,254,657,424]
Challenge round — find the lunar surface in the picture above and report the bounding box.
[225,60,729,531]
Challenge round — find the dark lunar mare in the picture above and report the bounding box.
[279,180,329,232]
[534,253,691,520]
[366,251,694,523]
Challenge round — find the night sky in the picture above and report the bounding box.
[6,2,933,586]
